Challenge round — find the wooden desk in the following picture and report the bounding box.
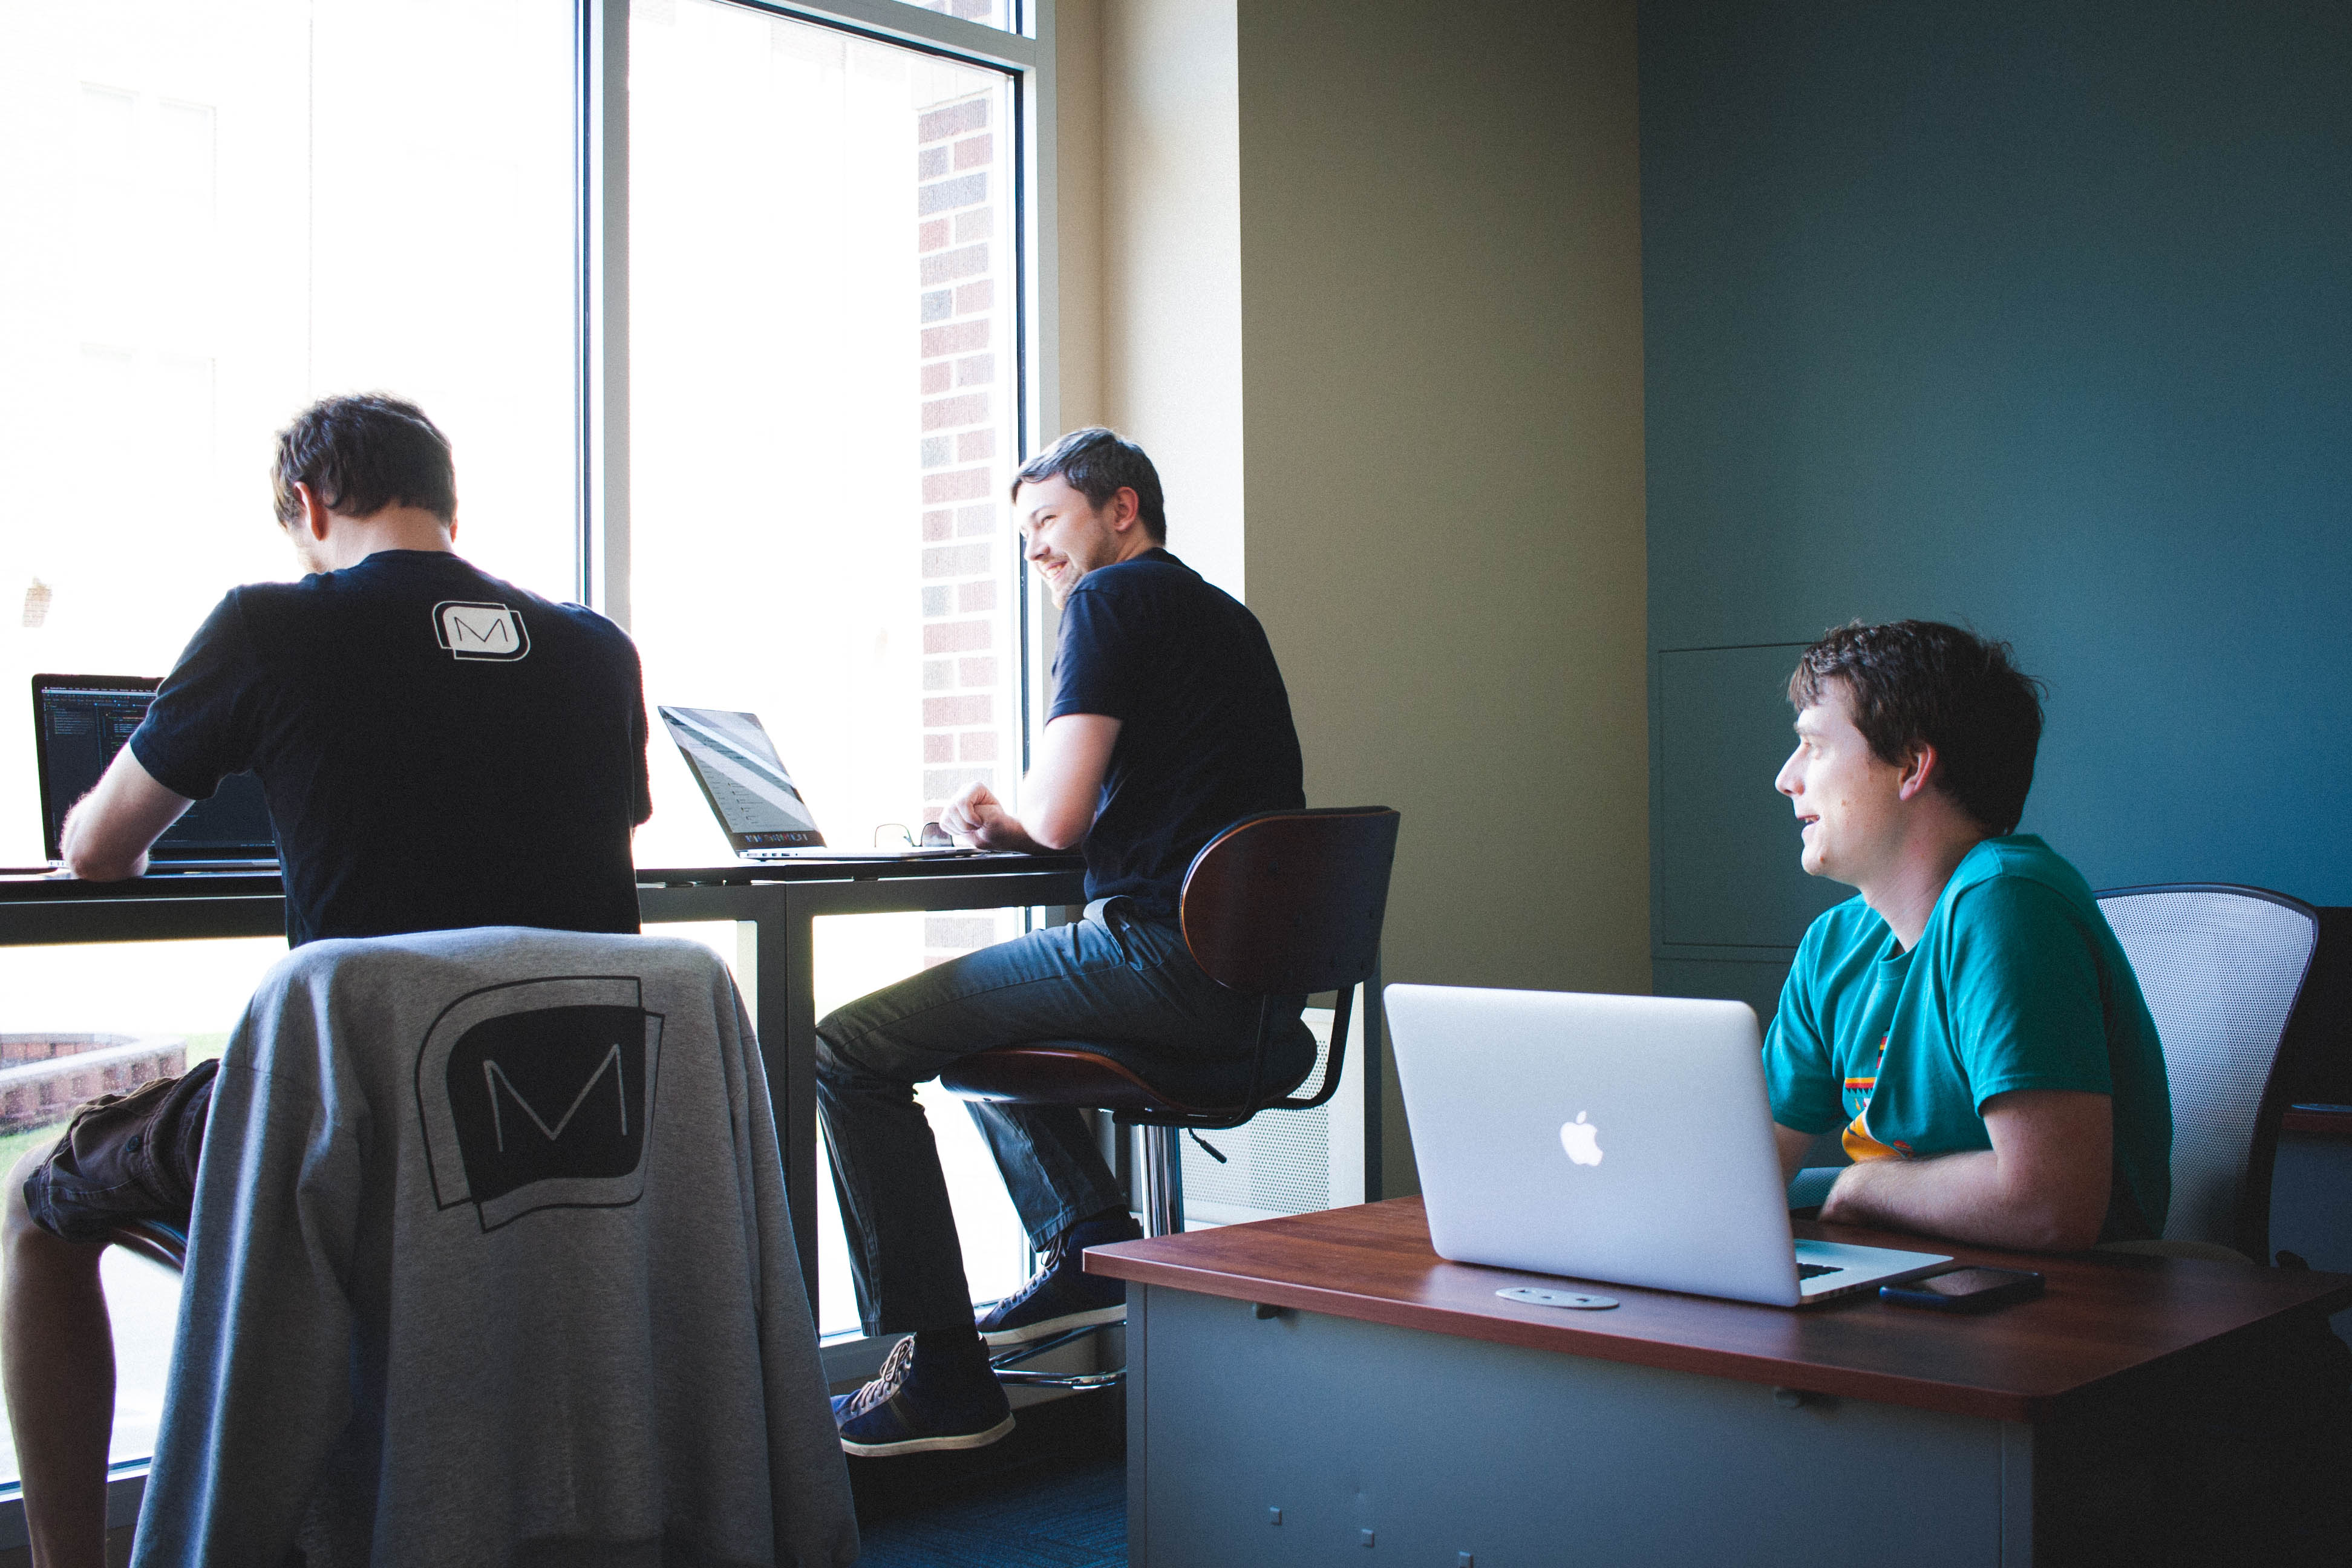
[0,857,1088,1301]
[1089,1198,2352,1567]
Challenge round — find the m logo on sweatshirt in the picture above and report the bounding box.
[433,600,529,662]
[416,976,664,1231]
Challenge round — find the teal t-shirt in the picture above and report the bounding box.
[1763,835,2172,1243]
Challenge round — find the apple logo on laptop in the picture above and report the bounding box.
[1560,1112,1603,1166]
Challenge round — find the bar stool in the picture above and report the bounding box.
[939,805,1399,1385]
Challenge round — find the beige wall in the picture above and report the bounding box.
[1060,0,1650,1191]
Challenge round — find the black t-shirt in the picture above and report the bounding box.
[1049,549,1304,918]
[130,550,652,947]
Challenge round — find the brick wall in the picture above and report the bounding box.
[916,90,1014,964]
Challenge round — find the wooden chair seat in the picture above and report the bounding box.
[940,1026,1318,1121]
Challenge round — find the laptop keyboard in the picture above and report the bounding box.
[1797,1263,1844,1281]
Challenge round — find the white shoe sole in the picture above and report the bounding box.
[840,1411,1016,1457]
[978,1302,1127,1348]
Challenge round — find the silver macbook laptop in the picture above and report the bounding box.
[658,705,971,862]
[1385,985,1950,1307]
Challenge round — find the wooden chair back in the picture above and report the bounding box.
[1180,807,1400,997]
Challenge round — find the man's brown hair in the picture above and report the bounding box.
[270,394,457,527]
[1010,427,1166,542]
[1788,620,2046,835]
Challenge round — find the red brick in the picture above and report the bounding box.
[918,218,950,253]
[955,280,994,314]
[920,243,987,286]
[920,362,951,395]
[924,733,955,763]
[959,731,999,762]
[958,579,997,612]
[921,466,991,504]
[958,656,998,687]
[922,393,990,431]
[956,353,995,387]
[924,619,993,654]
[923,510,953,541]
[923,543,990,577]
[956,503,995,535]
[953,208,991,244]
[918,99,988,144]
[923,694,993,727]
[958,430,996,462]
[954,133,993,171]
[921,319,990,358]
[918,146,949,180]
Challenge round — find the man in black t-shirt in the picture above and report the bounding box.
[819,428,1307,1458]
[3,394,650,1566]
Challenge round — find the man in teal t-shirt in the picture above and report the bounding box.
[1763,621,2170,1250]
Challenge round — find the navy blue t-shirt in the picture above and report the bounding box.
[129,550,651,947]
[1050,549,1303,918]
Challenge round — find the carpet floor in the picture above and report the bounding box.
[852,1456,1125,1567]
[846,1390,1127,1567]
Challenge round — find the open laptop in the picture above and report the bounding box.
[658,706,973,862]
[31,674,279,872]
[1385,985,1950,1307]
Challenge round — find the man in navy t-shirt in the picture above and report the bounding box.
[4,394,650,1566]
[818,428,1305,1457]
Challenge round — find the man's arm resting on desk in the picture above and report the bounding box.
[939,714,1122,853]
[59,748,193,880]
[1806,1089,2114,1252]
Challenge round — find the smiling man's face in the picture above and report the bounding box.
[1774,681,1910,887]
[1016,474,1134,607]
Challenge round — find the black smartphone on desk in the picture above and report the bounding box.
[1880,1266,2044,1313]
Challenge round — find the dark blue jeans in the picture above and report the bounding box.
[814,897,1303,1335]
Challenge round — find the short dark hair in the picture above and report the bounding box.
[1010,427,1166,541]
[1788,620,2046,835]
[270,394,457,526]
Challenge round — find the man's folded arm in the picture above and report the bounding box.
[944,713,1121,852]
[1817,1088,2114,1252]
[60,748,194,880]
[1772,1123,1818,1186]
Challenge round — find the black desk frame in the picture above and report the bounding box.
[0,861,1089,1298]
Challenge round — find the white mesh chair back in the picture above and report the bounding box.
[2097,885,2318,1255]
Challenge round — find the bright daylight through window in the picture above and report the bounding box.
[0,0,1036,1480]
[628,0,1031,1337]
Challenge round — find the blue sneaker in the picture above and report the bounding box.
[832,1336,1015,1457]
[975,1210,1140,1347]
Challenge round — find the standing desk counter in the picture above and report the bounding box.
[0,855,1089,1300]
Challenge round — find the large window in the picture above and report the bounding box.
[628,0,1032,1336]
[0,0,1049,1483]
[0,0,578,867]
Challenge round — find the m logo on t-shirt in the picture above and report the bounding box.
[433,600,530,662]
[416,975,664,1230]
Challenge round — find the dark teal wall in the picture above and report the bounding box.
[1641,1,2352,1018]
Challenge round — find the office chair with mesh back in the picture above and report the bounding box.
[939,806,1399,1385]
[2096,883,2319,1263]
